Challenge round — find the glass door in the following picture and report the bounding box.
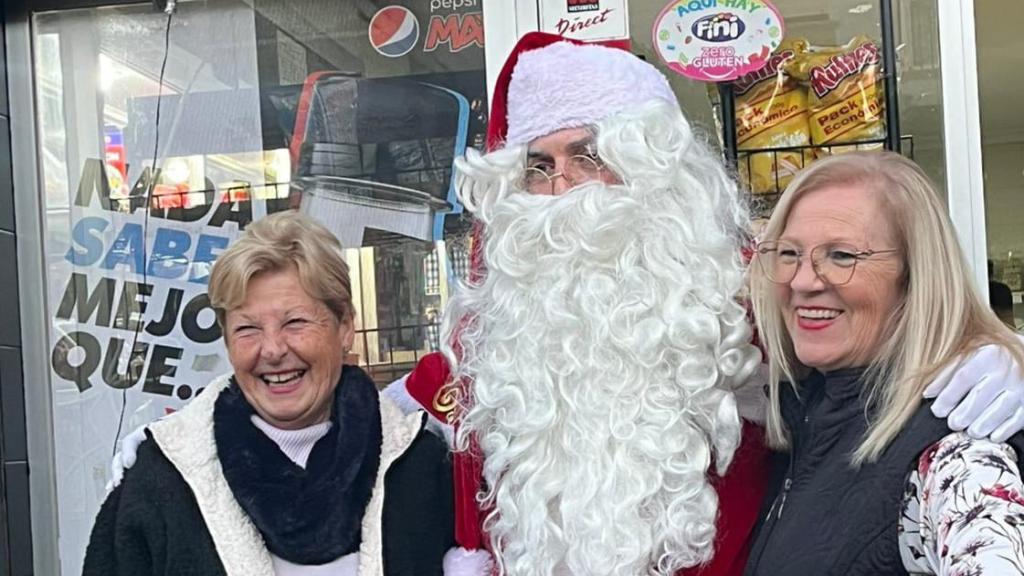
[977,1,1024,331]
[30,1,488,572]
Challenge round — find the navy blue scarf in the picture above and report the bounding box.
[214,365,382,565]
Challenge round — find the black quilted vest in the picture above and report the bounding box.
[744,367,1024,576]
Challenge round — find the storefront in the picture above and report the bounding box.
[1,0,1020,573]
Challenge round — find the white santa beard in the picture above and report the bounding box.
[448,178,749,576]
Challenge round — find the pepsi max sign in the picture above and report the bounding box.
[653,0,784,82]
[369,4,483,58]
[369,6,420,57]
[692,12,745,42]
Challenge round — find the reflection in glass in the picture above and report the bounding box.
[31,2,487,572]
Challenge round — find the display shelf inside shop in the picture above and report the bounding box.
[738,135,915,218]
[714,0,904,220]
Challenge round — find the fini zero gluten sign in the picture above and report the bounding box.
[652,0,784,82]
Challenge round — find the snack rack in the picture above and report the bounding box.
[716,0,905,218]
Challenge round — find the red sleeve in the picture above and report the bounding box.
[405,352,459,423]
[679,420,770,576]
[405,352,486,551]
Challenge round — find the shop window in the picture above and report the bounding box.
[977,2,1024,332]
[628,0,947,216]
[32,1,487,572]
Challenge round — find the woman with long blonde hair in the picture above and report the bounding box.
[745,151,1024,575]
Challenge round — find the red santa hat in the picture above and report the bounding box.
[485,32,678,150]
[472,33,679,278]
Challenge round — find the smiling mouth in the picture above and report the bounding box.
[260,370,306,388]
[797,308,842,320]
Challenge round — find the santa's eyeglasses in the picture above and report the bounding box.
[519,154,606,195]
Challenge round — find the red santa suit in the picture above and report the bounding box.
[399,351,769,576]
[396,32,771,576]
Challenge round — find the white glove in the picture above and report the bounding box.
[105,423,149,492]
[923,340,1024,443]
[734,363,769,425]
[442,547,494,576]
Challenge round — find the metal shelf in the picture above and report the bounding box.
[717,0,903,217]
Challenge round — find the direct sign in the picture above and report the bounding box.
[539,0,630,43]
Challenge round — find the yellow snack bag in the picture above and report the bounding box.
[788,36,886,146]
[732,38,812,195]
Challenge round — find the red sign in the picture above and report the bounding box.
[424,12,484,52]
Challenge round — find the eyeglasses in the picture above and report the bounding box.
[520,154,605,195]
[755,241,899,286]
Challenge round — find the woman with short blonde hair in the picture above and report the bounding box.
[85,211,464,576]
[208,209,355,327]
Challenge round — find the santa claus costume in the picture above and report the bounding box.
[387,32,771,576]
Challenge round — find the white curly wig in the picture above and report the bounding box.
[441,99,760,576]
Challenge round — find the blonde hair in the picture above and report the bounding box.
[750,151,1024,465]
[208,210,354,328]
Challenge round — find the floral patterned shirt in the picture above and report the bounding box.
[899,432,1024,575]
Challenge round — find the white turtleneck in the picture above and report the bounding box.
[250,416,332,468]
[250,416,359,576]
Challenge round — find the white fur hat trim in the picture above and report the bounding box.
[443,547,494,576]
[505,41,678,146]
